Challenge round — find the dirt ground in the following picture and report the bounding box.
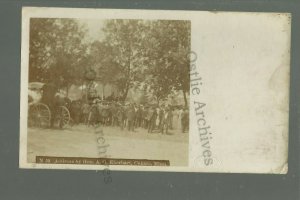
[27,125,189,166]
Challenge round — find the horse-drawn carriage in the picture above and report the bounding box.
[28,82,71,129]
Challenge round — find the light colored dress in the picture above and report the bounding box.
[178,109,183,131]
[172,110,178,130]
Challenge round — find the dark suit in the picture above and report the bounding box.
[126,106,136,131]
[181,110,189,133]
[148,109,158,133]
[160,110,172,134]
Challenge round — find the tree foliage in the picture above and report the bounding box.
[141,20,191,105]
[101,20,149,100]
[99,19,191,104]
[29,18,191,106]
[29,18,88,88]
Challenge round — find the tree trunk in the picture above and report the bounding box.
[122,82,130,101]
[102,84,106,100]
[182,89,188,108]
[66,83,69,98]
[156,98,160,106]
[122,33,132,102]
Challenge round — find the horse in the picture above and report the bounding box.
[68,99,83,125]
[86,103,112,126]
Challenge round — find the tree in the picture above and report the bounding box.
[102,19,148,101]
[141,20,191,107]
[89,41,121,99]
[100,19,190,105]
[29,18,89,90]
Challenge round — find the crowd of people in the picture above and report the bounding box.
[32,80,189,133]
[71,100,189,134]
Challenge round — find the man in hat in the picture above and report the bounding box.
[160,106,173,134]
[141,105,148,128]
[126,104,136,132]
[181,107,189,133]
[110,101,118,126]
[147,106,157,133]
[117,104,126,130]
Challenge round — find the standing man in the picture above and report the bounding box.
[133,104,141,128]
[158,106,164,130]
[147,106,157,133]
[41,81,59,127]
[110,102,118,126]
[142,106,148,128]
[117,104,126,130]
[178,106,183,131]
[160,106,172,134]
[181,107,189,133]
[168,106,174,130]
[81,102,90,125]
[126,104,136,132]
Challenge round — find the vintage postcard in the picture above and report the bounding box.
[20,7,291,173]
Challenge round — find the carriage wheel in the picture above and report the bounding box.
[28,103,51,128]
[56,106,70,129]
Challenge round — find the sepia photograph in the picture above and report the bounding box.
[20,8,290,173]
[26,17,190,166]
[0,1,299,199]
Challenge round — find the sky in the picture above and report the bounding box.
[77,19,106,42]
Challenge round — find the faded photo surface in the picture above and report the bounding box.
[27,18,190,166]
[20,7,290,173]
